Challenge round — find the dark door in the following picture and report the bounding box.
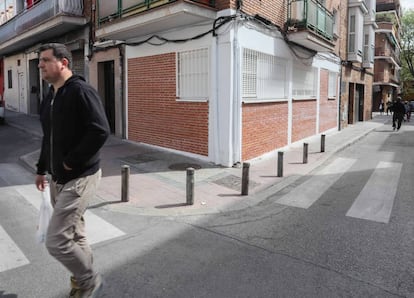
[357,84,364,121]
[98,61,115,133]
[29,59,40,114]
[348,83,354,124]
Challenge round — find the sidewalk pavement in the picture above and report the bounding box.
[3,109,391,217]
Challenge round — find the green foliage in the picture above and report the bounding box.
[401,10,414,79]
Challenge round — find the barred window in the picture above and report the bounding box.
[176,48,209,101]
[242,48,288,101]
[292,64,316,98]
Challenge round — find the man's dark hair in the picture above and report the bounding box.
[38,43,72,68]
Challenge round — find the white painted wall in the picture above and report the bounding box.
[124,17,341,166]
[4,53,28,113]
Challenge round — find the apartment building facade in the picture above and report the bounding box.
[0,0,90,114]
[373,0,401,110]
[0,0,376,167]
[336,0,377,129]
[92,0,346,166]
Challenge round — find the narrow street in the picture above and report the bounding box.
[0,119,413,297]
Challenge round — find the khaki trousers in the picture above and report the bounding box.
[46,169,101,289]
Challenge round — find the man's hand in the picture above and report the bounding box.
[35,175,48,191]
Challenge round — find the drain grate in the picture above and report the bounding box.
[168,163,202,170]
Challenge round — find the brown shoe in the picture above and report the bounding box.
[69,276,80,298]
[76,274,103,298]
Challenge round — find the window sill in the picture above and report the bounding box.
[242,98,288,104]
[176,97,209,103]
[292,97,317,101]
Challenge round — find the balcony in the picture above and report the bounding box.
[286,0,335,52]
[375,43,400,65]
[376,0,400,13]
[96,0,217,42]
[374,71,399,85]
[376,21,400,46]
[0,0,86,56]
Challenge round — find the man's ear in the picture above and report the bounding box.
[61,57,69,68]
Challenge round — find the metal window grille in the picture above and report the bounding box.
[292,64,316,98]
[242,48,287,100]
[177,48,209,100]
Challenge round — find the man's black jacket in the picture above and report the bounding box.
[36,75,110,184]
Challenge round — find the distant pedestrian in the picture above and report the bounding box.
[379,102,384,115]
[405,101,411,122]
[392,97,405,130]
[386,100,392,115]
[35,43,110,297]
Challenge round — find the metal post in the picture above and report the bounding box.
[277,151,284,177]
[186,167,195,205]
[321,134,326,152]
[303,143,308,164]
[121,165,130,202]
[241,162,250,196]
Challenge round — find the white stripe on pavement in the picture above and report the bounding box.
[276,158,356,209]
[346,161,401,223]
[0,225,30,272]
[15,184,125,245]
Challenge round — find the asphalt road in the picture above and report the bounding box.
[0,121,413,298]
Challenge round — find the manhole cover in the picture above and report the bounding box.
[168,163,202,170]
[213,174,260,191]
[121,155,157,164]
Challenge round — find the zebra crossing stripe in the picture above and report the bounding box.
[15,184,125,245]
[346,161,401,223]
[0,225,30,272]
[276,157,356,209]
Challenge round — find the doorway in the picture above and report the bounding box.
[98,61,115,133]
[356,84,365,121]
[348,83,354,124]
[29,59,40,114]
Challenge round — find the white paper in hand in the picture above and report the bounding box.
[36,186,53,244]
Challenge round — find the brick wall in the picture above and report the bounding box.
[292,100,317,142]
[242,102,288,160]
[319,69,337,132]
[128,53,209,156]
[72,50,85,77]
[240,0,286,28]
[215,0,235,10]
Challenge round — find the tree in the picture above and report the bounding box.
[400,9,414,95]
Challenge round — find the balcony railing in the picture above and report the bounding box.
[375,45,400,63]
[287,0,334,41]
[0,0,83,45]
[98,0,215,25]
[374,71,399,84]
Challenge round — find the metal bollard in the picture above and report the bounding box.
[277,151,284,177]
[303,143,308,164]
[121,165,130,202]
[186,167,195,205]
[241,162,250,196]
[321,134,326,152]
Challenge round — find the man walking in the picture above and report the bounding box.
[392,97,405,131]
[35,43,109,297]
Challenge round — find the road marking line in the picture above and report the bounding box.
[0,225,30,272]
[276,158,356,209]
[346,161,401,223]
[14,184,125,245]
